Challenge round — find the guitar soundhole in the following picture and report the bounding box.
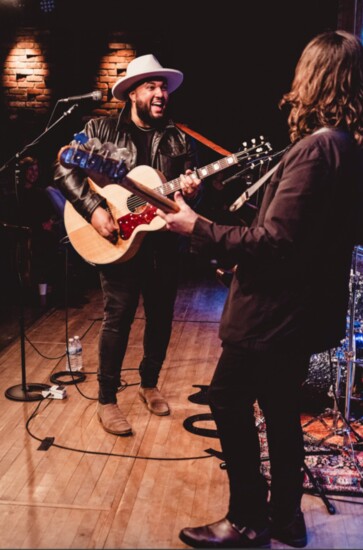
[117,203,157,240]
[126,195,147,213]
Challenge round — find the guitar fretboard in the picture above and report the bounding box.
[157,154,239,197]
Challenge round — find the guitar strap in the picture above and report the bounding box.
[175,122,232,156]
[229,161,281,212]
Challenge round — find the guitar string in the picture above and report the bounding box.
[66,142,271,216]
[120,149,272,211]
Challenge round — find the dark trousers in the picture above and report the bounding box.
[97,238,178,404]
[207,344,310,527]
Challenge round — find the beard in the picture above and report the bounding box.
[136,100,167,128]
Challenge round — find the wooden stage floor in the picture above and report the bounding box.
[0,265,362,549]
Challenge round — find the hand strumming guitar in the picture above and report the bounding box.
[91,205,119,244]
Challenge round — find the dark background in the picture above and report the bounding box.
[0,0,341,157]
[164,0,341,152]
[0,0,355,352]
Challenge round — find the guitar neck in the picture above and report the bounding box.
[157,154,239,197]
[58,138,272,199]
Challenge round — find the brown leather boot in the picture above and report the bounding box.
[138,386,170,416]
[97,403,133,435]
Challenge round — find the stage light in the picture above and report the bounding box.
[39,0,55,13]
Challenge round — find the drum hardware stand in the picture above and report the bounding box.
[217,449,338,514]
[301,353,349,447]
[187,396,338,514]
[254,254,363,514]
[302,248,363,450]
[301,247,363,506]
[302,457,337,515]
[214,402,338,514]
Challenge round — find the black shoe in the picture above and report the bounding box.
[270,509,307,548]
[179,517,271,548]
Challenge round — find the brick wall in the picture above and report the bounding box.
[1,27,137,122]
[1,27,51,117]
[93,34,136,117]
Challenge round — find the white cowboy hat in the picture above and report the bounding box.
[112,54,184,101]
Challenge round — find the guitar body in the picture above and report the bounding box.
[64,166,167,265]
[59,135,273,265]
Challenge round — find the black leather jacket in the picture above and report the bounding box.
[54,106,199,222]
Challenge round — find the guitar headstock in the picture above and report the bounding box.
[238,136,273,162]
[220,138,279,188]
[58,133,129,184]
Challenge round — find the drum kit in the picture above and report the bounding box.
[303,245,363,446]
[216,245,363,437]
[341,245,363,420]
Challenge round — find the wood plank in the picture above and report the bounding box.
[0,276,362,548]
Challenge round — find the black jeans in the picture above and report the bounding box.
[207,344,310,527]
[97,236,178,404]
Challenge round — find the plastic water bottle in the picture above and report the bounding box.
[74,335,83,371]
[65,337,77,371]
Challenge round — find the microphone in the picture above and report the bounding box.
[59,90,102,103]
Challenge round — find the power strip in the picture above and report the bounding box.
[42,384,67,399]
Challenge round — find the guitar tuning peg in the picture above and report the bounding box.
[84,137,103,151]
[98,142,118,157]
[242,141,248,148]
[73,132,88,144]
[110,148,131,162]
[110,150,122,160]
[117,148,132,162]
[251,138,256,144]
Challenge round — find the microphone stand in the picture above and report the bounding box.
[0,103,78,174]
[1,103,79,401]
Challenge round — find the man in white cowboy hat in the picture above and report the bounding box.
[54,53,201,435]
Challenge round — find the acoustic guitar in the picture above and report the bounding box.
[58,137,273,265]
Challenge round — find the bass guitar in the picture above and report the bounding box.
[58,137,273,265]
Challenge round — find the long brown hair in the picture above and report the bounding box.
[279,30,363,146]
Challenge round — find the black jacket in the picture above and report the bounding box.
[54,108,199,222]
[192,129,363,354]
